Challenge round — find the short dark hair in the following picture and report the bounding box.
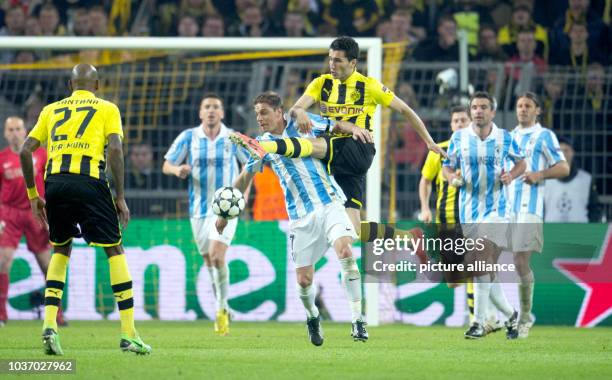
[330,36,359,61]
[253,91,283,110]
[201,93,224,106]
[437,14,457,28]
[469,91,496,111]
[450,105,468,116]
[517,92,541,108]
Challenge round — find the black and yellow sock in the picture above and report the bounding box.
[260,137,313,158]
[109,254,136,338]
[467,279,475,324]
[43,253,69,332]
[360,221,419,243]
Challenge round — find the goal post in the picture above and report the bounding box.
[0,36,383,325]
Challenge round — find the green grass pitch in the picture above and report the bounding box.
[1,321,611,379]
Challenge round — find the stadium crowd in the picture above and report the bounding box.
[0,0,610,220]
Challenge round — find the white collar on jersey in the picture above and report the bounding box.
[195,122,230,141]
[468,121,499,140]
[513,122,543,134]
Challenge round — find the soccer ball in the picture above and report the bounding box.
[212,186,245,219]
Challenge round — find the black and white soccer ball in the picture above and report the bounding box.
[212,186,245,219]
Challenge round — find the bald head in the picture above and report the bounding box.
[69,63,99,92]
[4,116,26,151]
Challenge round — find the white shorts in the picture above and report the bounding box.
[190,215,238,254]
[462,214,509,250]
[288,202,357,268]
[508,213,543,252]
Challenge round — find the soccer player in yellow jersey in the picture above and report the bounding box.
[19,64,151,356]
[419,106,469,225]
[232,36,444,247]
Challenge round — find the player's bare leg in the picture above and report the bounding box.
[0,247,15,326]
[296,265,323,346]
[209,240,230,336]
[514,251,534,338]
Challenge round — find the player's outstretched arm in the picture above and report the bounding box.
[523,160,570,184]
[107,133,129,229]
[19,137,47,227]
[162,160,191,179]
[388,96,446,158]
[289,94,316,133]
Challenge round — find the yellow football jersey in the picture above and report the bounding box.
[305,70,394,131]
[421,140,459,224]
[29,90,123,181]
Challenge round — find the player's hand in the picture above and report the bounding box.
[420,208,433,223]
[291,108,313,134]
[428,143,447,159]
[215,217,228,234]
[175,164,191,179]
[522,171,543,185]
[351,126,373,144]
[30,197,48,230]
[500,171,514,185]
[115,197,130,230]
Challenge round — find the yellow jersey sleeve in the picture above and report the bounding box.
[28,105,50,144]
[421,150,441,181]
[104,102,123,138]
[367,77,394,107]
[304,76,324,102]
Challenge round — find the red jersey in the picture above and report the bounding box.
[0,147,46,210]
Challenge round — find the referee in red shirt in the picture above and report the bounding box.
[0,116,64,326]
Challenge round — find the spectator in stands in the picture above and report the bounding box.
[551,0,610,60]
[286,0,319,35]
[544,137,603,222]
[498,3,549,61]
[321,0,380,37]
[443,0,494,56]
[228,4,273,37]
[25,16,42,36]
[388,8,425,46]
[473,24,508,61]
[69,8,91,36]
[383,0,429,36]
[127,142,160,190]
[549,21,608,68]
[38,3,66,36]
[89,6,108,36]
[177,14,199,37]
[13,51,36,64]
[413,14,459,62]
[23,91,44,130]
[0,6,26,64]
[202,14,225,37]
[541,72,566,129]
[376,19,392,42]
[317,22,337,37]
[283,11,310,37]
[505,27,547,81]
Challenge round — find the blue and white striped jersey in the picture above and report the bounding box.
[508,123,565,218]
[164,124,247,218]
[246,113,345,221]
[443,123,524,223]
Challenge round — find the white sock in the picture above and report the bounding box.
[212,264,229,311]
[474,274,492,325]
[298,284,319,319]
[519,271,535,323]
[486,294,498,324]
[339,257,363,322]
[206,265,217,300]
[489,277,514,318]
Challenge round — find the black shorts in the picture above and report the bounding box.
[45,174,121,247]
[323,136,375,209]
